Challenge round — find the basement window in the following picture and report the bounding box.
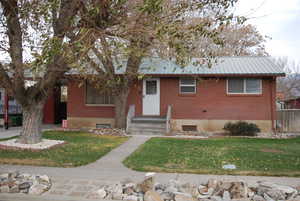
[96,124,111,129]
[182,125,197,131]
[179,78,196,94]
[227,78,262,94]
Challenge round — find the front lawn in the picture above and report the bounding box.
[0,131,128,167]
[123,137,300,176]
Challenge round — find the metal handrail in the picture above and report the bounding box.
[126,104,135,133]
[166,105,172,134]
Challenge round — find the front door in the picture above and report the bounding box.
[143,78,160,115]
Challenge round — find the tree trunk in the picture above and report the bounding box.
[18,101,45,144]
[114,88,130,129]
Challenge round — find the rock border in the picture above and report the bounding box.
[0,139,66,152]
[91,173,300,201]
[0,171,51,195]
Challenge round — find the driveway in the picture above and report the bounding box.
[0,135,300,200]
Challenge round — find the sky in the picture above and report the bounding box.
[235,0,300,67]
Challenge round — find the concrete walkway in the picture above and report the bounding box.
[1,135,300,200]
[0,126,21,139]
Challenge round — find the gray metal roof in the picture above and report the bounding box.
[128,56,284,76]
[67,56,285,76]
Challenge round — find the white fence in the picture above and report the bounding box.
[276,109,300,132]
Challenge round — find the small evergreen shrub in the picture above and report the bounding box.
[223,121,261,136]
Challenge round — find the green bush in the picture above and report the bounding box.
[223,121,261,136]
[10,115,23,127]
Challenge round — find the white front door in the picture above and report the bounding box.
[143,78,160,115]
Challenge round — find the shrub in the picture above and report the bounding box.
[223,121,261,136]
[10,115,23,127]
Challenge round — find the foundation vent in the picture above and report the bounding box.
[96,124,111,129]
[182,125,197,131]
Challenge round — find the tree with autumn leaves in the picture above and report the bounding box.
[78,0,268,128]
[0,0,268,144]
[0,0,84,143]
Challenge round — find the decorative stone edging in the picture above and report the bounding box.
[0,139,65,151]
[89,128,127,136]
[91,173,300,201]
[0,171,51,195]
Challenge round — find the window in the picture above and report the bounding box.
[227,78,262,94]
[60,86,68,102]
[179,78,196,94]
[146,80,157,95]
[86,82,114,105]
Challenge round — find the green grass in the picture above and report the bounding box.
[123,137,300,177]
[0,131,129,167]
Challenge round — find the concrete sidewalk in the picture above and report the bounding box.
[1,135,300,200]
[0,126,21,139]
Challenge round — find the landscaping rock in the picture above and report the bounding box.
[263,193,275,201]
[266,189,285,200]
[96,188,107,199]
[0,185,9,193]
[207,179,218,189]
[252,195,265,201]
[19,182,31,190]
[165,186,178,193]
[89,175,300,201]
[154,183,166,191]
[138,174,155,193]
[289,196,300,201]
[229,181,247,199]
[222,191,231,201]
[210,196,223,201]
[160,191,175,201]
[0,172,51,195]
[198,185,209,194]
[144,190,163,201]
[28,184,49,195]
[9,185,20,193]
[0,173,9,180]
[259,181,297,194]
[123,194,139,201]
[111,183,123,200]
[174,192,194,201]
[90,128,127,136]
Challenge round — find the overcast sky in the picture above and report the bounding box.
[236,0,300,65]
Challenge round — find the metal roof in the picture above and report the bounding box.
[114,56,284,76]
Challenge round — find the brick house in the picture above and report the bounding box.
[64,56,284,134]
[284,98,300,109]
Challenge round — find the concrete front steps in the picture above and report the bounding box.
[128,116,166,135]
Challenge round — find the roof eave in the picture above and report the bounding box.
[142,73,286,77]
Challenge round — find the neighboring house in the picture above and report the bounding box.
[0,86,66,125]
[0,88,22,115]
[284,97,300,109]
[66,56,284,133]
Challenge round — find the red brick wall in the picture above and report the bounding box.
[67,77,276,121]
[43,93,55,124]
[159,77,275,121]
[68,81,114,118]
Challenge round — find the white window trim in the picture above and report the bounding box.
[227,78,262,95]
[179,78,197,94]
[85,104,115,107]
